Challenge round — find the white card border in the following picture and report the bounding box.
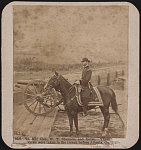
[2,2,139,149]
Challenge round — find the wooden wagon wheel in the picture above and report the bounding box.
[24,80,57,116]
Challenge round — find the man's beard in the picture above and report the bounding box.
[83,64,89,68]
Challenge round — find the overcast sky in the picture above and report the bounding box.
[13,5,128,64]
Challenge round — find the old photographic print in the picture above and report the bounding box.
[2,2,139,149]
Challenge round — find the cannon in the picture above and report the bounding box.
[15,79,63,116]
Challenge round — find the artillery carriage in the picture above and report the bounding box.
[15,79,63,117]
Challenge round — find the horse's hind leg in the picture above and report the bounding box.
[100,106,110,136]
[115,111,125,128]
[74,113,79,135]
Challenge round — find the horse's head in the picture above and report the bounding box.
[46,71,61,91]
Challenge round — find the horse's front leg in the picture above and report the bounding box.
[74,113,79,136]
[68,114,73,136]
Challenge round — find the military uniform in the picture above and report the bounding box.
[80,59,93,115]
[80,66,92,98]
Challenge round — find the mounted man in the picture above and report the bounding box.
[79,57,94,116]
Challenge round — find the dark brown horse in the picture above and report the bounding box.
[46,72,124,137]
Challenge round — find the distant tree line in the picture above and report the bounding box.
[14,57,126,72]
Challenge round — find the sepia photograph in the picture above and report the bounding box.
[2,2,139,149]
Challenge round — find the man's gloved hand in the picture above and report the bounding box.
[74,80,80,85]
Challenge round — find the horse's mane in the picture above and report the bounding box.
[59,75,72,87]
[59,75,76,101]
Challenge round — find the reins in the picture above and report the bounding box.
[57,75,77,104]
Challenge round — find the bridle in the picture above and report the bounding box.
[51,75,77,103]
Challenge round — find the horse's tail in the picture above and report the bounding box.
[111,90,125,128]
[111,90,118,113]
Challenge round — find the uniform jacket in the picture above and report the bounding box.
[81,66,92,87]
[80,66,92,98]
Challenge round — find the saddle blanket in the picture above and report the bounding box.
[75,85,103,107]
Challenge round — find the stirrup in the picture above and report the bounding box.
[82,112,88,117]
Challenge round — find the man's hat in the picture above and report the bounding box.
[81,58,90,62]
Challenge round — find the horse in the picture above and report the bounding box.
[45,71,124,137]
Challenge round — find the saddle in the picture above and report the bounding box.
[74,83,103,107]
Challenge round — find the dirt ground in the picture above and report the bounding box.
[49,89,127,138]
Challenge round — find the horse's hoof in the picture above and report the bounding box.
[76,131,80,136]
[70,132,73,137]
[102,132,107,137]
[102,128,108,137]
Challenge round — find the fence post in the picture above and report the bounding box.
[107,73,110,86]
[115,71,118,78]
[122,70,124,76]
[98,75,101,85]
[122,81,124,90]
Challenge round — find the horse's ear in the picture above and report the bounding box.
[55,71,59,76]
